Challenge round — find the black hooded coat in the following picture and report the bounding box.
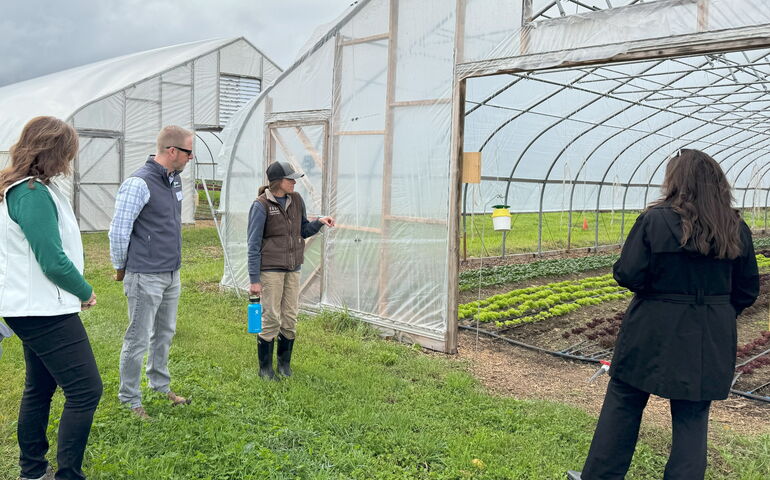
[609,205,759,401]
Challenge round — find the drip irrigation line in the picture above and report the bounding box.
[729,389,770,403]
[462,324,770,404]
[747,380,770,394]
[459,324,602,364]
[736,346,770,368]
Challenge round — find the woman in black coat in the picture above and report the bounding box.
[570,149,759,480]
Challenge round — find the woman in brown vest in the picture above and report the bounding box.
[569,149,759,480]
[246,161,335,379]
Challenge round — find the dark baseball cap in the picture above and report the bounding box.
[266,161,305,182]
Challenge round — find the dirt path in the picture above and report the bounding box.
[453,330,770,436]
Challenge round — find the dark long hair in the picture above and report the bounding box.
[0,116,78,202]
[649,148,741,259]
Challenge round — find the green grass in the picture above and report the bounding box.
[461,211,640,257]
[462,209,770,258]
[195,188,221,220]
[1,227,769,479]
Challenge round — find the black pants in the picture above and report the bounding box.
[582,377,711,480]
[5,313,103,480]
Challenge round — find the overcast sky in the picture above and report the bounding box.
[0,0,356,87]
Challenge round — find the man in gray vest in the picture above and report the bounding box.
[108,125,193,419]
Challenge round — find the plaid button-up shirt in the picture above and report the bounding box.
[108,177,151,270]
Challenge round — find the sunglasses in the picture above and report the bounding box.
[166,146,193,156]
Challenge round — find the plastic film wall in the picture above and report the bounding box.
[219,0,770,351]
[220,0,457,347]
[0,38,281,231]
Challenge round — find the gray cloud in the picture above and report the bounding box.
[0,0,355,86]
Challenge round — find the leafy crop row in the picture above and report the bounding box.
[459,273,632,328]
[753,236,770,250]
[459,254,619,291]
[461,244,770,294]
[756,254,770,270]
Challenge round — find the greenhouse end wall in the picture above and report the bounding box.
[219,0,770,352]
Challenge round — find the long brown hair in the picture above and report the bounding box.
[649,148,741,259]
[0,116,78,201]
[258,179,283,196]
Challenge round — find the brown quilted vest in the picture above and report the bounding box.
[256,191,305,270]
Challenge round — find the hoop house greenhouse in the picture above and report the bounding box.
[217,0,770,353]
[0,37,281,230]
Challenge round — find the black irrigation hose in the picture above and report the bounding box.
[460,324,602,364]
[729,389,770,403]
[461,325,770,404]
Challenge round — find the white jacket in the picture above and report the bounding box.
[0,177,85,317]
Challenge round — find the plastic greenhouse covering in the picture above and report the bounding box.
[216,0,770,352]
[0,38,281,231]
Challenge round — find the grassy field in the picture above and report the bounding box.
[195,188,221,220]
[461,211,640,257]
[462,209,770,258]
[1,226,769,479]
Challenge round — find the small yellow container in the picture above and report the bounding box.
[491,205,511,231]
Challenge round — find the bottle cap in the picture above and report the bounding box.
[249,295,261,303]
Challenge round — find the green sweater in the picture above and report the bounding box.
[6,182,92,302]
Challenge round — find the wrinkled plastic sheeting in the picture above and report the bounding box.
[219,0,456,343]
[218,0,770,349]
[0,38,282,231]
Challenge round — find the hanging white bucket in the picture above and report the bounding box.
[491,205,511,231]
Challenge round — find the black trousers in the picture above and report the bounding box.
[582,377,711,480]
[5,313,103,480]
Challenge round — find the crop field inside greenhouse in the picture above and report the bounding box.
[457,235,770,406]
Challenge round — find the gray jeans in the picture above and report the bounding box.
[118,270,181,407]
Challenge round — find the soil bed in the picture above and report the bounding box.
[459,265,770,403]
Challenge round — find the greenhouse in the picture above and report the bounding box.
[0,37,281,230]
[217,0,770,353]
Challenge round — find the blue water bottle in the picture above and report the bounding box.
[248,295,262,334]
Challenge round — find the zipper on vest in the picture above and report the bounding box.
[56,286,62,304]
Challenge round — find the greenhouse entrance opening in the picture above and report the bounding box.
[457,45,770,403]
[75,131,122,231]
[461,47,770,260]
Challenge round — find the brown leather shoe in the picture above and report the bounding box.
[131,406,151,420]
[168,391,191,406]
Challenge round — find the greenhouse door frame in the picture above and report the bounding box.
[74,128,124,231]
[264,112,331,304]
[448,4,770,352]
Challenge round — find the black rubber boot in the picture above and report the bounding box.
[276,333,295,377]
[257,336,276,380]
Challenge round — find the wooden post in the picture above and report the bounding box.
[521,0,533,55]
[326,33,344,307]
[377,0,399,317]
[697,0,709,32]
[444,0,467,354]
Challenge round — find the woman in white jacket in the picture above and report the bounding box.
[0,117,101,480]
